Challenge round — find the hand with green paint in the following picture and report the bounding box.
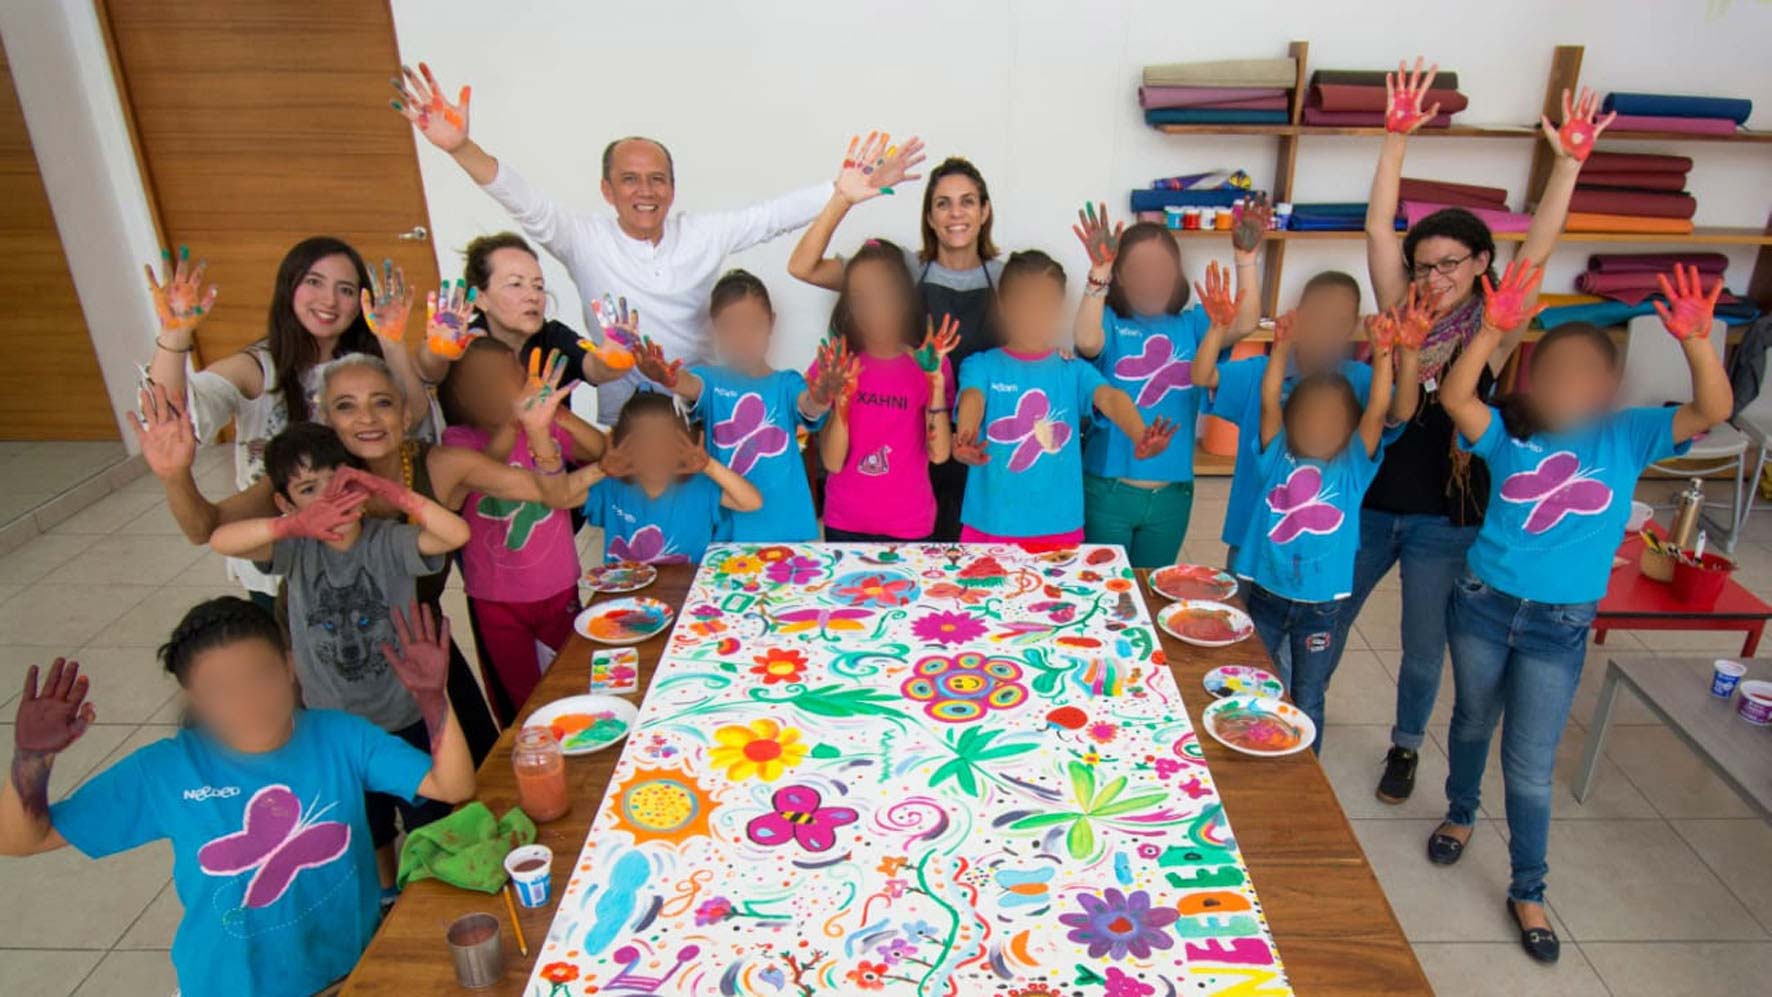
[835,131,927,205]
[144,245,218,347]
[517,348,573,458]
[1071,202,1123,281]
[914,314,961,374]
[391,62,471,153]
[361,259,415,344]
[425,279,480,358]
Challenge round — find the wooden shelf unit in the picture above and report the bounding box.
[1158,42,1772,317]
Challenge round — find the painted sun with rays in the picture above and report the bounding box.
[608,765,717,845]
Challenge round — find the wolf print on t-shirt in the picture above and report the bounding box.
[713,393,788,475]
[305,567,394,682]
[987,390,1071,472]
[1498,451,1612,534]
[1112,334,1192,407]
[1265,465,1344,543]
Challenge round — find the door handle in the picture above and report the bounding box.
[397,226,429,242]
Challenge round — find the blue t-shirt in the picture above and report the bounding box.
[1464,405,1688,604]
[689,366,820,542]
[958,349,1107,536]
[584,474,726,564]
[1211,355,1373,546]
[1234,430,1385,602]
[49,710,430,997]
[1083,305,1210,482]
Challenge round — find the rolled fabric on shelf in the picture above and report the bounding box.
[1142,58,1297,89]
[1585,252,1729,274]
[1602,92,1753,125]
[1401,200,1532,233]
[1138,85,1289,109]
[1301,107,1452,128]
[1398,178,1510,209]
[1311,69,1460,90]
[1567,189,1699,220]
[1143,108,1292,126]
[1309,83,1469,114]
[1605,114,1740,136]
[1584,152,1694,173]
[1563,212,1695,235]
[1574,172,1690,192]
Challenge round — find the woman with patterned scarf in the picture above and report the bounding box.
[1330,58,1615,815]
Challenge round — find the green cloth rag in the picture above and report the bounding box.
[396,802,536,893]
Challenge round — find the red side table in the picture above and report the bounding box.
[1597,524,1772,655]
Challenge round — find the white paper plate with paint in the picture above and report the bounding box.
[1156,600,1255,647]
[525,694,638,755]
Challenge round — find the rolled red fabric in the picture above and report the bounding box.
[1301,107,1452,128]
[1398,177,1509,209]
[1574,271,1671,305]
[1575,172,1689,192]
[1567,189,1698,220]
[1583,152,1694,173]
[1606,114,1739,136]
[1586,252,1729,274]
[1309,83,1470,114]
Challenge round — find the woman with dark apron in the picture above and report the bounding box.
[787,154,1002,540]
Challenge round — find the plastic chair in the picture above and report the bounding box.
[1731,379,1772,540]
[1619,315,1747,550]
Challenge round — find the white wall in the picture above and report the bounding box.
[391,0,1772,372]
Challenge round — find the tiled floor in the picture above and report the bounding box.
[0,441,127,529]
[0,450,1767,995]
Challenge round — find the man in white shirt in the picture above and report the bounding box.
[395,63,833,423]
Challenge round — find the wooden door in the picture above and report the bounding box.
[0,37,117,440]
[99,0,439,367]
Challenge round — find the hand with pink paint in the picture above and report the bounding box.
[1479,260,1547,332]
[1541,87,1616,163]
[1654,263,1724,342]
[1385,57,1441,134]
[1134,417,1178,460]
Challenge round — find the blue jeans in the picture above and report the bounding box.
[1444,574,1593,904]
[1244,583,1343,754]
[1331,510,1478,751]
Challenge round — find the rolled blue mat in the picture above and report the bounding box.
[1129,188,1247,212]
[1142,108,1292,125]
[1601,92,1752,125]
[1537,297,1761,330]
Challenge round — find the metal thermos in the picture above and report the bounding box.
[1670,478,1704,549]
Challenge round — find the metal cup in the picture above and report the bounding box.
[446,912,504,989]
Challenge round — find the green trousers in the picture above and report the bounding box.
[1082,474,1194,569]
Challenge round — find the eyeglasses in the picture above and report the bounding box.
[1410,254,1471,279]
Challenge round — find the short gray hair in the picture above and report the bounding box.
[314,352,399,411]
[601,136,674,182]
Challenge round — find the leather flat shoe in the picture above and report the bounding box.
[1507,899,1561,964]
[1426,824,1468,865]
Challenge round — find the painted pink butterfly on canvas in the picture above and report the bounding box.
[1112,334,1191,407]
[713,393,789,475]
[745,784,858,852]
[196,784,349,909]
[1499,451,1611,533]
[1266,465,1343,543]
[606,525,688,565]
[986,390,1070,472]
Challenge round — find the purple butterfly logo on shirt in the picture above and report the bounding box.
[1498,450,1612,534]
[987,390,1071,472]
[1266,465,1344,543]
[607,524,688,565]
[713,393,789,475]
[744,784,858,852]
[196,784,350,910]
[1112,334,1192,407]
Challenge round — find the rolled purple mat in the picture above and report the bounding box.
[1576,172,1689,192]
[1302,107,1452,128]
[1606,114,1739,136]
[1401,200,1532,232]
[1586,252,1729,274]
[1568,188,1698,220]
[1309,83,1469,114]
[1584,152,1694,173]
[1137,85,1288,109]
[1398,177,1509,209]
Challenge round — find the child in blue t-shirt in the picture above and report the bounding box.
[633,269,839,542]
[954,250,1176,550]
[1195,270,1373,567]
[1234,306,1416,751]
[1427,262,1730,943]
[1072,205,1259,567]
[0,597,476,997]
[582,391,763,564]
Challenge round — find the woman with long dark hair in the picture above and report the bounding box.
[144,236,431,606]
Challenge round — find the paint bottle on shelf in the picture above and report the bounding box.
[1670,478,1705,550]
[512,727,569,822]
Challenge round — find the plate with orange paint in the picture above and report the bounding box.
[1155,600,1254,647]
[1202,695,1315,757]
[574,597,674,646]
[1149,563,1238,602]
[526,694,638,755]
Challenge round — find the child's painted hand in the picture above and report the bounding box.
[14,659,95,758]
[326,466,423,518]
[380,602,450,748]
[269,488,369,542]
[1072,201,1123,273]
[1654,262,1724,342]
[1134,417,1178,460]
[1192,260,1244,328]
[517,348,574,438]
[675,428,712,475]
[361,259,415,344]
[424,279,479,358]
[598,440,636,479]
[809,336,860,408]
[1231,192,1272,255]
[1541,86,1616,163]
[631,335,682,389]
[1397,283,1439,346]
[836,131,927,203]
[1366,312,1399,355]
[914,314,961,373]
[1385,56,1441,134]
[585,293,638,371]
[145,245,218,342]
[1271,310,1296,346]
[952,428,990,466]
[1479,259,1546,332]
[391,62,470,152]
[132,383,197,480]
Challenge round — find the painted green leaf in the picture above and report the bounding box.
[1009,812,1081,830]
[809,743,841,759]
[1093,791,1170,817]
[973,741,1038,761]
[1065,817,1097,858]
[786,684,907,721]
[1089,775,1129,811]
[1067,761,1096,804]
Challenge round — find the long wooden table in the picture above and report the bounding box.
[345,564,1428,995]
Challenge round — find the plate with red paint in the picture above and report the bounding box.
[1156,600,1254,648]
[1202,695,1315,757]
[1149,563,1238,602]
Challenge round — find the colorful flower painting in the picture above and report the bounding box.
[525,543,1290,996]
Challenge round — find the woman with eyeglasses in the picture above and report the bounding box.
[1328,59,1613,829]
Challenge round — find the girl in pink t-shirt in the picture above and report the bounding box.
[438,338,606,722]
[815,239,956,541]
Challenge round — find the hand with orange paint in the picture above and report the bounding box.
[517,349,574,451]
[580,293,638,371]
[361,259,415,344]
[145,245,218,348]
[1654,263,1724,342]
[914,314,961,374]
[1192,261,1244,329]
[1365,311,1399,355]
[836,131,927,204]
[632,335,683,390]
[1479,260,1547,333]
[1396,283,1439,347]
[424,279,480,358]
[808,336,861,410]
[391,62,471,152]
[1385,57,1441,134]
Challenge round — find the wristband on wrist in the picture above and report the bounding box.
[156,337,193,354]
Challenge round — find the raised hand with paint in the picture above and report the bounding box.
[132,383,198,484]
[360,258,415,345]
[425,279,480,358]
[1654,262,1724,342]
[836,131,927,204]
[0,595,476,996]
[1479,259,1546,333]
[392,62,471,152]
[1231,192,1273,258]
[581,293,640,371]
[1385,57,1441,134]
[145,245,219,351]
[1541,87,1616,163]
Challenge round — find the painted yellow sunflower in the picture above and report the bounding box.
[707,718,808,782]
